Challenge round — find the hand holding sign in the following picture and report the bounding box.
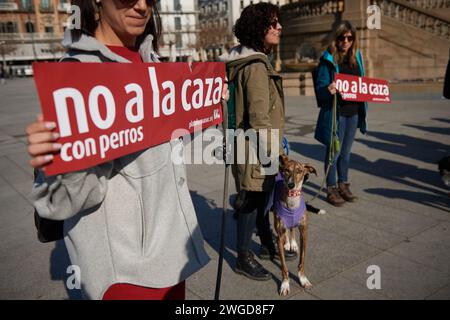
[26,114,60,169]
[335,74,390,103]
[32,62,226,176]
[328,81,337,95]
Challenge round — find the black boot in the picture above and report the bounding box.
[235,211,271,281]
[235,250,271,281]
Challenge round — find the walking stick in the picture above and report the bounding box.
[214,100,230,300]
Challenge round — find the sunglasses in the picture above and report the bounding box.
[337,35,354,42]
[118,0,154,5]
[269,19,280,29]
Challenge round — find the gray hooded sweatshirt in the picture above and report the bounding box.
[31,30,210,299]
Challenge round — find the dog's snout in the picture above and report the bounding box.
[288,182,295,189]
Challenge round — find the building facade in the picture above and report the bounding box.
[279,0,450,95]
[0,0,70,74]
[198,0,288,60]
[157,0,200,62]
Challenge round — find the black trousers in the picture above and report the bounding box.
[236,191,273,253]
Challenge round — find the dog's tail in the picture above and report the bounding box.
[306,203,326,215]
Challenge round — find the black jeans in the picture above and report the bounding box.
[236,191,273,253]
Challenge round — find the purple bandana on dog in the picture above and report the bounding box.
[272,173,306,229]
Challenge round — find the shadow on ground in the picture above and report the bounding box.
[290,123,450,212]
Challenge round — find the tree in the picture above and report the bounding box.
[0,41,17,67]
[197,21,234,61]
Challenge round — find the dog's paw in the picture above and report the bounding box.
[317,209,326,215]
[290,240,299,253]
[299,275,313,289]
[284,242,291,251]
[279,280,290,296]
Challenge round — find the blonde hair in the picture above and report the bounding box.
[328,21,358,68]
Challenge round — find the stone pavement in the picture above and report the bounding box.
[0,78,449,300]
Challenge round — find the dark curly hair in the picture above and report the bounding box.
[233,3,280,53]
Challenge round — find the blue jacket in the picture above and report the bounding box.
[314,49,368,146]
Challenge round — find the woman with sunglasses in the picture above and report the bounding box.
[314,20,368,207]
[26,0,215,300]
[220,3,297,281]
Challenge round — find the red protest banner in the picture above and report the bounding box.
[335,73,391,103]
[32,62,225,176]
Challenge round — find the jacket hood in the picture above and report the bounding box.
[219,45,273,81]
[61,29,159,63]
[321,49,335,66]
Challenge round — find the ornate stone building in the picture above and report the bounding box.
[280,0,450,94]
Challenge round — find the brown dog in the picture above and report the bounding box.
[273,154,317,295]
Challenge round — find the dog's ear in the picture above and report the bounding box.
[279,154,289,167]
[304,164,318,176]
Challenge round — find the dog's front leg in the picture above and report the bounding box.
[283,229,291,251]
[284,228,299,253]
[298,213,312,289]
[289,228,298,253]
[274,213,290,296]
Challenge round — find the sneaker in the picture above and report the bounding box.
[338,183,356,202]
[326,186,345,207]
[235,250,271,281]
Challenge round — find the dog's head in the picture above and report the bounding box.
[279,154,317,194]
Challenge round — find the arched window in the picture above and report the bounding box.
[25,21,35,33]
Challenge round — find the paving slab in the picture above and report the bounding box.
[387,222,450,276]
[339,252,448,300]
[425,284,450,300]
[1,79,450,300]
[309,275,388,300]
[308,213,406,251]
[334,200,440,238]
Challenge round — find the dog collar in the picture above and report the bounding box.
[288,189,301,197]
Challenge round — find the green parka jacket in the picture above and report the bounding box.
[221,45,285,192]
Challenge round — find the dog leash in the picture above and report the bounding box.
[306,94,340,205]
[214,100,230,300]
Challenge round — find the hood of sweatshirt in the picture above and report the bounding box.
[61,29,159,63]
[219,45,274,81]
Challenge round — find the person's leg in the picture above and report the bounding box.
[235,192,271,281]
[237,210,257,254]
[325,122,345,206]
[337,114,358,201]
[337,115,358,183]
[255,192,272,249]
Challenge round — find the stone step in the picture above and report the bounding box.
[281,72,315,97]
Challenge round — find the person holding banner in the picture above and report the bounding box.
[26,0,216,300]
[221,3,297,281]
[314,21,368,207]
